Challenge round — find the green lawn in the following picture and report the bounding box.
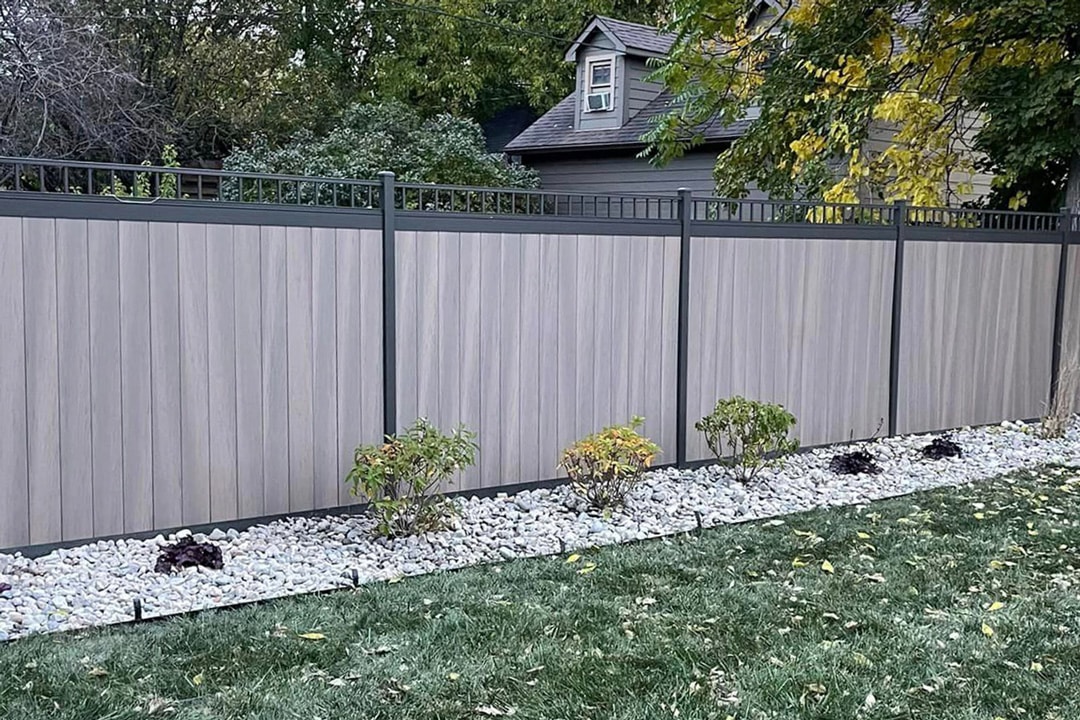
[2,467,1079,720]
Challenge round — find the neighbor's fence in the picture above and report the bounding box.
[0,157,1076,551]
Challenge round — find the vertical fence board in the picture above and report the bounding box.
[1062,246,1080,370]
[499,232,522,485]
[537,234,560,475]
[335,229,362,505]
[286,227,314,511]
[207,224,238,522]
[396,231,418,433]
[178,223,211,525]
[437,232,463,488]
[416,231,440,426]
[149,222,182,529]
[23,218,62,543]
[0,218,29,547]
[659,236,680,456]
[312,227,339,509]
[479,233,502,487]
[118,222,153,533]
[234,225,264,518]
[260,226,289,515]
[555,234,578,475]
[519,233,542,480]
[358,230,385,482]
[575,235,596,439]
[88,220,124,536]
[458,232,483,491]
[56,219,94,540]
[593,235,614,429]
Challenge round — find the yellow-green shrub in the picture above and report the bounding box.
[559,417,660,509]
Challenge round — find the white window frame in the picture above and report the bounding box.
[584,55,615,113]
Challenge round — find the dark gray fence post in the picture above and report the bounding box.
[379,171,397,438]
[887,200,907,436]
[675,188,693,467]
[1049,206,1072,403]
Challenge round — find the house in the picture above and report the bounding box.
[506,14,993,205]
[504,16,754,197]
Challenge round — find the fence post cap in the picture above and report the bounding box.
[378,171,395,180]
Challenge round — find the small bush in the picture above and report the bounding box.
[347,418,478,537]
[695,397,798,482]
[829,450,882,475]
[922,435,962,460]
[559,416,660,509]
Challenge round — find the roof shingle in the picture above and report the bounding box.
[504,92,751,154]
[593,16,676,56]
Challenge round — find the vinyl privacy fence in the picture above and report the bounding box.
[0,158,1077,551]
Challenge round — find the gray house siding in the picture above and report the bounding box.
[528,150,768,199]
[624,57,663,123]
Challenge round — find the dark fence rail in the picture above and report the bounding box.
[0,156,1073,229]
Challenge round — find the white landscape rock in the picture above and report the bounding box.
[1,420,1079,641]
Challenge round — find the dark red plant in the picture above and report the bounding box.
[154,537,224,574]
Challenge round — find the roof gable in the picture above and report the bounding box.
[564,16,675,62]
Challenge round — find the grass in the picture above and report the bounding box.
[2,467,1080,720]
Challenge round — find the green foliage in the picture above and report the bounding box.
[223,102,538,191]
[346,418,478,538]
[645,0,1080,210]
[559,416,661,509]
[97,145,182,199]
[695,397,798,483]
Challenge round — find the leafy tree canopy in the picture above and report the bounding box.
[79,0,666,161]
[644,0,1080,210]
[222,101,539,187]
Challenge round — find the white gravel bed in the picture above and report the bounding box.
[2,420,1078,641]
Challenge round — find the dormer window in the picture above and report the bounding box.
[584,57,614,112]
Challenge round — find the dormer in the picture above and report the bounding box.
[563,17,674,132]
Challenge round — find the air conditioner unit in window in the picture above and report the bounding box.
[585,91,612,112]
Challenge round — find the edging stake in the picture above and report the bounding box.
[351,569,359,588]
[133,597,143,622]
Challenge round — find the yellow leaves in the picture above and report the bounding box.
[577,562,598,575]
[987,601,1005,612]
[821,560,835,574]
[1030,661,1044,672]
[565,554,581,564]
[981,623,994,637]
[298,632,326,641]
[974,512,985,520]
[448,672,461,681]
[191,672,205,686]
[792,557,809,568]
[856,531,872,540]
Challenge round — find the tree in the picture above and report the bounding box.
[222,101,539,187]
[0,0,169,160]
[643,0,1080,211]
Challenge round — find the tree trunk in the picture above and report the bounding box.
[1068,146,1080,213]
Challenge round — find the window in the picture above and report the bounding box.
[584,57,614,112]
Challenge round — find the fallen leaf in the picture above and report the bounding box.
[298,632,326,641]
[1030,661,1044,672]
[565,554,581,564]
[191,672,205,686]
[792,557,809,568]
[577,563,597,575]
[448,672,461,681]
[981,623,994,637]
[87,667,108,678]
[987,601,1005,612]
[856,531,871,540]
[821,560,835,574]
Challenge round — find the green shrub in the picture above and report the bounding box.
[559,416,661,509]
[695,397,798,483]
[346,418,478,537]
